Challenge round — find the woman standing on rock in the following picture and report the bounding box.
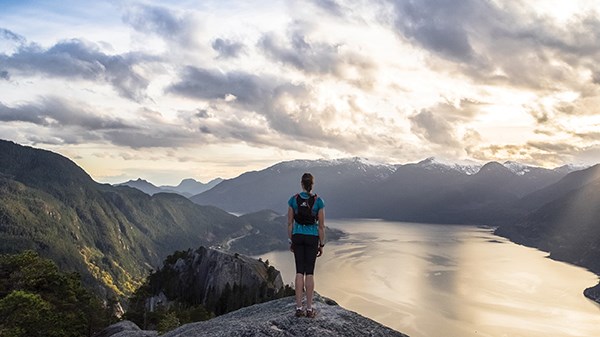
[288,172,325,318]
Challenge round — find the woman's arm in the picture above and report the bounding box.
[287,206,294,252]
[317,208,325,256]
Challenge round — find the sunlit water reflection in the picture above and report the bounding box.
[256,219,600,337]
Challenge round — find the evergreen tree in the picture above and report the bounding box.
[0,251,114,337]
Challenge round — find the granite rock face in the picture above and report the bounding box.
[92,320,157,337]
[146,246,285,315]
[100,295,408,337]
[162,295,408,337]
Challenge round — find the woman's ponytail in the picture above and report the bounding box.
[301,173,314,192]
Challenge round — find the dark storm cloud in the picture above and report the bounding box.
[212,38,246,59]
[0,70,8,80]
[0,39,152,101]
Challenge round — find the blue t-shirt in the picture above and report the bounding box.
[288,192,325,236]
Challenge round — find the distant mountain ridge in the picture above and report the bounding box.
[191,156,577,224]
[117,177,222,197]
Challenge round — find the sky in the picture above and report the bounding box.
[1,0,600,185]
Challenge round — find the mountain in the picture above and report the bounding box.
[495,166,600,274]
[118,178,164,195]
[191,157,570,225]
[100,295,408,337]
[0,140,249,297]
[118,178,223,198]
[191,157,398,218]
[518,164,600,211]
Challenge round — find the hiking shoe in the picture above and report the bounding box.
[306,308,317,318]
[295,308,306,317]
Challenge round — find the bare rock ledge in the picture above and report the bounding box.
[98,295,408,337]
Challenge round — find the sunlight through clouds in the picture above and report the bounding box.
[1,0,600,184]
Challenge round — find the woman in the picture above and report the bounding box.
[287,172,325,318]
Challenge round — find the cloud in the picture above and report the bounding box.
[258,30,337,74]
[389,0,484,63]
[257,25,377,86]
[410,109,461,147]
[122,4,200,49]
[0,39,152,100]
[212,38,245,59]
[0,96,131,130]
[387,0,600,93]
[168,66,275,105]
[167,65,387,153]
[408,99,482,149]
[123,5,184,37]
[308,0,344,17]
[466,139,585,166]
[0,27,26,46]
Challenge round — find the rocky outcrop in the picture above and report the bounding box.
[92,320,157,337]
[145,246,285,315]
[100,295,408,337]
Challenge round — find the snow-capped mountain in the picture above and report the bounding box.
[503,161,533,176]
[414,157,482,175]
[191,156,579,223]
[273,157,396,173]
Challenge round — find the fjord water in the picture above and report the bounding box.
[257,220,600,337]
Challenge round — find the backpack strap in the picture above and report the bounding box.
[294,194,301,214]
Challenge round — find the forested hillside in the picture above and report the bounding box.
[0,140,248,297]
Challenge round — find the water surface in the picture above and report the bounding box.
[257,219,600,337]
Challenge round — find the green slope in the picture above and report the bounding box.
[0,140,248,297]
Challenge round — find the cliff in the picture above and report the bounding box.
[99,295,408,337]
[130,247,285,319]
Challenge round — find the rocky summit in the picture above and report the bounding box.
[100,295,408,337]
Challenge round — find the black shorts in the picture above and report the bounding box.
[292,234,319,275]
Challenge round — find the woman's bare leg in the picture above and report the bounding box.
[295,273,304,308]
[305,275,315,309]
